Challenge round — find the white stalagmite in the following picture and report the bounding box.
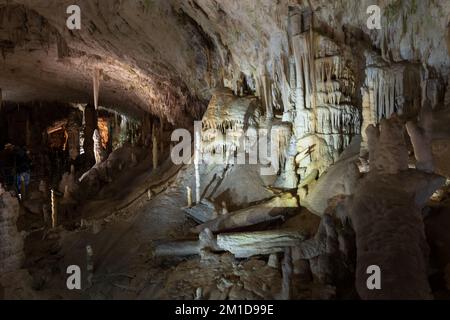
[194,125,201,204]
[186,186,192,207]
[93,68,101,110]
[51,189,57,229]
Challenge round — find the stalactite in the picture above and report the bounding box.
[276,58,292,115]
[292,34,312,111]
[93,68,101,110]
[261,70,273,119]
[201,89,261,157]
[364,65,407,122]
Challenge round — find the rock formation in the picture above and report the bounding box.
[0,0,449,302]
[348,115,445,299]
[0,184,24,273]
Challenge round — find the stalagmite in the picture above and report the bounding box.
[147,189,152,201]
[279,248,293,300]
[194,127,201,204]
[186,186,192,207]
[86,245,94,287]
[152,122,158,170]
[93,129,106,165]
[406,101,434,172]
[366,115,409,174]
[348,116,445,299]
[267,253,280,269]
[93,68,101,110]
[51,189,57,229]
[195,288,203,300]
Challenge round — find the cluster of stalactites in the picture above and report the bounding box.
[271,123,293,167]
[364,66,406,122]
[316,105,361,136]
[201,132,244,155]
[202,119,246,135]
[291,33,314,111]
[315,56,355,106]
[201,89,263,157]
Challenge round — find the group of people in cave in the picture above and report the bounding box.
[0,143,32,198]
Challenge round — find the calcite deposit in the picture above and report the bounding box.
[0,0,450,302]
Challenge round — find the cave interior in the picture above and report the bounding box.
[1,0,450,300]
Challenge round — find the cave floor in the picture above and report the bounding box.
[21,157,329,300]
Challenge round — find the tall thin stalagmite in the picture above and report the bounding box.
[194,124,201,204]
[51,189,57,229]
[152,122,158,170]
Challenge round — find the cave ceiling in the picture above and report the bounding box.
[0,0,449,124]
